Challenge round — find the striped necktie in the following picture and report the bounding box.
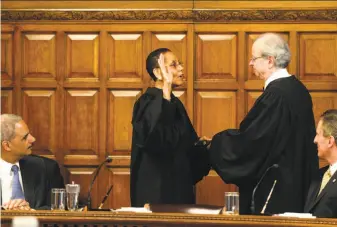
[318,168,331,195]
[11,165,25,200]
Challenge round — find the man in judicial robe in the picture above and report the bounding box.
[130,48,210,207]
[209,33,318,214]
[304,109,337,218]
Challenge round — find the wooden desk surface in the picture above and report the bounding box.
[1,210,337,227]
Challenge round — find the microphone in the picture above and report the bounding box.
[250,164,279,214]
[261,180,277,214]
[98,184,113,209]
[87,157,112,211]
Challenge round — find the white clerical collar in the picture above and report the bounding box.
[264,68,291,89]
[330,161,337,176]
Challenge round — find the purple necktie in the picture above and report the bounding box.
[11,165,25,200]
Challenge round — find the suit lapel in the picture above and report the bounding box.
[309,169,337,212]
[305,176,322,212]
[19,158,36,206]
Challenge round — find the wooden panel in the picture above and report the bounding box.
[247,91,263,114]
[0,89,13,113]
[311,92,337,125]
[195,91,236,137]
[195,91,237,205]
[66,34,99,79]
[173,90,187,109]
[65,90,99,159]
[196,34,237,80]
[23,34,56,79]
[196,170,237,206]
[108,34,143,80]
[103,168,130,209]
[67,168,98,207]
[152,34,187,80]
[247,33,289,80]
[108,90,141,155]
[1,33,12,81]
[299,33,337,80]
[22,90,56,157]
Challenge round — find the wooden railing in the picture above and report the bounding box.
[2,210,337,227]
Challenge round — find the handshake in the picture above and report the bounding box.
[195,136,212,149]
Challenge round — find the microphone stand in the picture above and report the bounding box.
[261,180,277,214]
[87,157,112,211]
[250,164,279,214]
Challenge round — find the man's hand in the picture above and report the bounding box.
[199,136,211,142]
[2,199,32,211]
[195,136,212,148]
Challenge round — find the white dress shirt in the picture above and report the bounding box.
[0,158,25,205]
[329,161,337,177]
[264,68,291,89]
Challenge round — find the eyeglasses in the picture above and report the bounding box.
[155,61,184,70]
[250,56,265,62]
[169,61,184,68]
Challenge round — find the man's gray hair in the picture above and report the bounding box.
[256,33,291,69]
[1,114,22,142]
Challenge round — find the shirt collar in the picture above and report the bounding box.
[264,68,291,89]
[330,161,337,176]
[0,158,21,175]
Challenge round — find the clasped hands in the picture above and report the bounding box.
[2,199,33,211]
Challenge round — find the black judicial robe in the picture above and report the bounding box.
[209,76,318,214]
[130,87,210,207]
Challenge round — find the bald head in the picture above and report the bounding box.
[253,33,291,69]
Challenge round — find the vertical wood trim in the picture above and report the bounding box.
[143,31,151,92]
[13,26,21,115]
[289,31,298,77]
[237,31,246,125]
[98,31,110,209]
[187,24,194,122]
[335,35,337,77]
[99,30,108,160]
[56,31,65,163]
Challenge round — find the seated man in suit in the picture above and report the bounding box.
[1,114,64,210]
[304,109,337,218]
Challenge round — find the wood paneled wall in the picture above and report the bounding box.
[1,0,337,210]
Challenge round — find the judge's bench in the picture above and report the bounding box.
[2,205,337,227]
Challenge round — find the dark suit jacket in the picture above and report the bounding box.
[19,155,64,210]
[304,166,337,218]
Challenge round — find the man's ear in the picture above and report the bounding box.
[153,68,162,81]
[328,136,335,148]
[268,56,275,69]
[2,141,11,151]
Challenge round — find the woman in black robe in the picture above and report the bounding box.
[130,48,210,207]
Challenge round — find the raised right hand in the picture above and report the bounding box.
[158,53,173,84]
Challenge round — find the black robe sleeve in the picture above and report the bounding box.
[209,90,292,186]
[132,90,191,156]
[189,143,211,184]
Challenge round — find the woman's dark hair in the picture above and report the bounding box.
[146,48,171,81]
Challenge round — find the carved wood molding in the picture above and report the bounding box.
[2,211,337,226]
[1,9,337,22]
